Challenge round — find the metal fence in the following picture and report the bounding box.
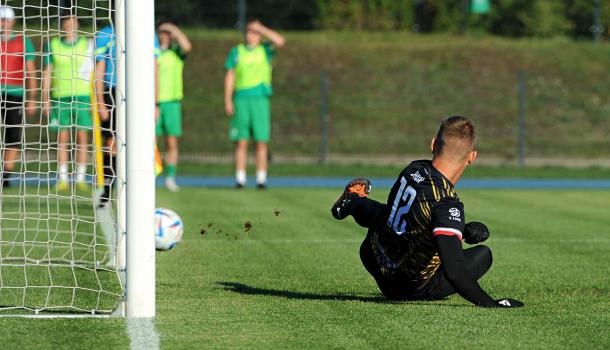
[178,32,610,166]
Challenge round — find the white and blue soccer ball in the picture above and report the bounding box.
[154,208,184,251]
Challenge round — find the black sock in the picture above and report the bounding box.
[348,197,386,228]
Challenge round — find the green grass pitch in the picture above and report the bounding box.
[0,187,608,349]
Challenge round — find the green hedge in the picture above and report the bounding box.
[152,0,610,40]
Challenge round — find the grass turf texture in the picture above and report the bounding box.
[178,30,610,158]
[0,186,122,315]
[4,187,608,348]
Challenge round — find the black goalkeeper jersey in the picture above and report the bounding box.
[369,160,466,283]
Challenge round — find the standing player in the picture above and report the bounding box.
[95,20,117,203]
[224,20,285,189]
[331,116,524,307]
[0,5,37,187]
[156,22,192,192]
[42,14,94,192]
[95,20,162,204]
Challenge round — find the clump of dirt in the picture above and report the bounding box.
[244,221,253,233]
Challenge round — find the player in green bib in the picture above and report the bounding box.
[156,22,192,192]
[42,15,94,192]
[224,20,285,189]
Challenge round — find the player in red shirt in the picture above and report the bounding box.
[1,6,37,187]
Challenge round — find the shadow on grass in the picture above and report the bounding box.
[216,281,469,308]
[216,281,387,303]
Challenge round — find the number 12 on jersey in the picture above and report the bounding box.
[388,177,416,235]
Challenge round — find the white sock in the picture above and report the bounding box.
[76,164,87,183]
[236,170,246,185]
[59,164,68,182]
[256,170,267,185]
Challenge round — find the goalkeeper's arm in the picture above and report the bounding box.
[436,235,523,308]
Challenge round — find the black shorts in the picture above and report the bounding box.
[1,94,24,148]
[101,88,117,139]
[359,232,491,301]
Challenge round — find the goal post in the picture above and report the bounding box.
[0,0,155,317]
[125,0,156,318]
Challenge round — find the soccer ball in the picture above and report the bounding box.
[154,208,184,251]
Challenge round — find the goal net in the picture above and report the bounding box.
[0,0,125,316]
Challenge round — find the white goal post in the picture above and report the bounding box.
[125,0,155,318]
[0,0,155,317]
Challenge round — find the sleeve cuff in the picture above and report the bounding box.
[433,227,463,240]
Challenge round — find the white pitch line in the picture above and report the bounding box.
[127,317,160,350]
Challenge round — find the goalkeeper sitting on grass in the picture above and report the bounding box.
[330,116,524,308]
[42,14,94,192]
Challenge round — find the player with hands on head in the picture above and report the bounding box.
[224,19,285,189]
[156,21,192,192]
[331,116,523,308]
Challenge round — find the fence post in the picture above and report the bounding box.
[319,70,329,165]
[517,70,527,167]
[237,0,247,38]
[592,0,602,44]
[460,0,470,34]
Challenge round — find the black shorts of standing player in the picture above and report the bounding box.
[1,94,24,187]
[101,88,117,140]
[99,88,117,205]
[349,197,492,301]
[1,94,24,149]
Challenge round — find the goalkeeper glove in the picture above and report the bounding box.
[464,221,490,245]
[494,298,524,308]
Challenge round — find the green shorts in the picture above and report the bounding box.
[156,101,182,137]
[49,96,92,131]
[230,96,270,142]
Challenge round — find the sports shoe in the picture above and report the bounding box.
[76,181,90,192]
[330,178,372,220]
[55,180,69,192]
[165,177,180,192]
[256,183,267,190]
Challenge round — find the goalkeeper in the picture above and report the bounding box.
[42,14,94,191]
[0,6,37,188]
[330,116,524,308]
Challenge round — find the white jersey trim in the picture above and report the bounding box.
[432,227,463,240]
